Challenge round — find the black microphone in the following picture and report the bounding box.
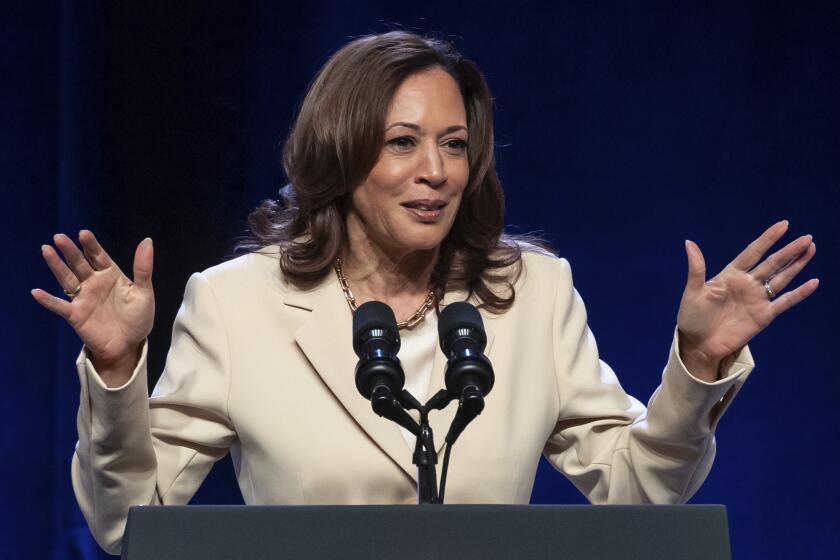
[438,302,495,445]
[352,301,416,432]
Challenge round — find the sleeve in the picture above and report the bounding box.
[543,258,754,504]
[71,272,236,555]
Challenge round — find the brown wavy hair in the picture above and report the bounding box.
[235,31,552,313]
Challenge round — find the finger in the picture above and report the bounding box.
[750,233,813,281]
[53,233,95,280]
[78,229,116,271]
[133,238,154,289]
[767,242,816,293]
[770,278,820,317]
[685,240,706,291]
[30,288,73,320]
[730,220,789,272]
[41,244,80,293]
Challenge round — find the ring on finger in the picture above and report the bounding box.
[763,279,776,300]
[64,283,82,300]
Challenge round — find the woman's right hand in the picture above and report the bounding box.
[31,230,155,387]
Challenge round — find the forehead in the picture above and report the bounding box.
[386,68,466,125]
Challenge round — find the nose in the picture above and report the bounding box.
[416,143,447,187]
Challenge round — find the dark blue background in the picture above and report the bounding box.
[3,2,838,558]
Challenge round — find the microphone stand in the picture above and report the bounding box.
[398,389,453,504]
[363,384,460,503]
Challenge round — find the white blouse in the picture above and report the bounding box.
[395,312,438,449]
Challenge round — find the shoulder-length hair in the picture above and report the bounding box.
[236,30,552,313]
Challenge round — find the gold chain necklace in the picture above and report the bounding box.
[334,257,436,329]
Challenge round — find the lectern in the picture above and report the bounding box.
[122,504,731,559]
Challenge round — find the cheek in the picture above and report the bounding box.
[450,163,470,201]
[451,157,470,187]
[357,163,412,213]
[351,176,402,224]
[369,157,414,191]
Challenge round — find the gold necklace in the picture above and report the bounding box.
[334,257,436,329]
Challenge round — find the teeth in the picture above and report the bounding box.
[408,203,442,210]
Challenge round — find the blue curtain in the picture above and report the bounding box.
[2,2,838,558]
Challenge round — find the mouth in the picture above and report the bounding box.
[401,199,448,222]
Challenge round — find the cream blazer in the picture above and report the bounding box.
[71,248,754,554]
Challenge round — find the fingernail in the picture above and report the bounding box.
[41,244,48,252]
[781,219,789,227]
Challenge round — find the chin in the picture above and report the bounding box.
[400,237,445,253]
[392,229,449,253]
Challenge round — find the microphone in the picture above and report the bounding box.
[352,301,416,432]
[438,302,495,445]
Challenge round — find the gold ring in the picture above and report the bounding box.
[64,283,82,299]
[763,279,776,300]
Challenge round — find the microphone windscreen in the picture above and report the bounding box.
[352,301,399,355]
[438,302,486,352]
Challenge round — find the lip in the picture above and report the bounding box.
[401,199,448,222]
[401,199,448,210]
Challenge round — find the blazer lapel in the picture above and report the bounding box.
[285,272,417,482]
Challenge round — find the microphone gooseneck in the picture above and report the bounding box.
[438,302,495,446]
[352,300,440,503]
[352,300,496,504]
[352,301,409,423]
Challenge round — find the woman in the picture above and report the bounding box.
[32,31,818,555]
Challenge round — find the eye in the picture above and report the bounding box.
[386,136,416,151]
[443,138,468,153]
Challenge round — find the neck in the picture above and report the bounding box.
[341,214,437,317]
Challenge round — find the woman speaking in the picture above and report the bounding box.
[31,31,818,555]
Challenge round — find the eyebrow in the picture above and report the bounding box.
[385,122,468,134]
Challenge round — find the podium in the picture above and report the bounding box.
[122,504,731,559]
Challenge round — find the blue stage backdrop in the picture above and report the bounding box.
[3,2,838,558]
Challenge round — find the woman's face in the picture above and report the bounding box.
[348,67,470,258]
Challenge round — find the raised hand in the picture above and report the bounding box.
[676,220,818,382]
[31,230,155,387]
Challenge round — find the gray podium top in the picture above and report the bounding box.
[122,504,731,560]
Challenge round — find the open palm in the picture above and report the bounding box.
[31,230,155,366]
[677,220,818,373]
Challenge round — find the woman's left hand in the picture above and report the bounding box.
[676,220,819,382]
